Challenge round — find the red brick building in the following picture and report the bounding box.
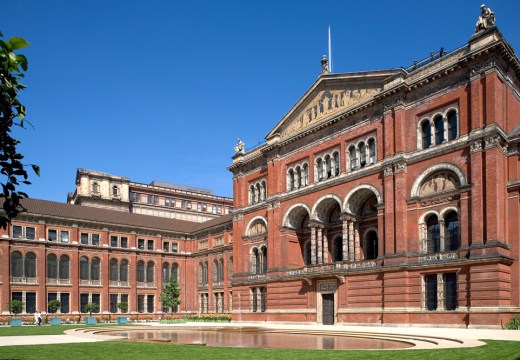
[229,25,520,327]
[1,23,520,328]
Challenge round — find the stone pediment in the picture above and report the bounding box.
[267,71,400,142]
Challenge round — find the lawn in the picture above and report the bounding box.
[0,326,519,360]
[0,323,129,336]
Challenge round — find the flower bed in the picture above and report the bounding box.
[186,313,232,322]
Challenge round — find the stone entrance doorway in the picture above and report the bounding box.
[322,293,335,325]
[316,279,337,325]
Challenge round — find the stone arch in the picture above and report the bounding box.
[245,216,268,236]
[440,206,460,219]
[282,203,311,229]
[343,184,383,215]
[411,163,467,198]
[311,194,342,222]
[419,210,441,224]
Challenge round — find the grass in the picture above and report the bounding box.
[0,326,519,360]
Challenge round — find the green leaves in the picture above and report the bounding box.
[9,37,30,50]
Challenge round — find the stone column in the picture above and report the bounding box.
[348,219,355,261]
[354,222,360,261]
[439,219,446,252]
[323,228,329,264]
[317,226,323,264]
[437,274,445,310]
[311,226,317,265]
[341,215,349,262]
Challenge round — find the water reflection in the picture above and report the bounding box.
[106,328,411,350]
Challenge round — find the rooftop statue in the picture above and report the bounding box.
[321,55,329,74]
[475,4,495,33]
[234,138,245,154]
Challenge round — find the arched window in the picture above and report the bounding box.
[91,257,100,280]
[25,252,36,278]
[11,251,23,278]
[252,248,260,274]
[325,155,332,179]
[213,260,219,283]
[288,169,295,190]
[422,120,432,149]
[59,255,70,279]
[162,263,170,283]
[171,263,179,282]
[364,231,378,260]
[137,260,145,282]
[119,259,128,282]
[249,185,255,204]
[80,256,89,280]
[92,182,99,193]
[317,158,324,181]
[447,110,457,140]
[296,167,302,188]
[426,216,440,253]
[303,164,309,185]
[334,152,340,176]
[359,142,367,168]
[47,254,58,279]
[204,261,208,284]
[434,115,444,145]
[261,246,267,274]
[368,138,376,164]
[109,259,118,281]
[112,185,119,196]
[256,183,261,202]
[349,146,357,170]
[444,211,460,251]
[198,263,203,284]
[333,237,343,262]
[146,261,154,283]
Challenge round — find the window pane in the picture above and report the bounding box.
[444,273,458,310]
[59,255,70,279]
[111,236,118,247]
[110,259,118,281]
[91,258,100,280]
[26,292,36,313]
[80,233,89,245]
[25,252,36,277]
[48,229,57,241]
[26,227,36,240]
[13,225,23,239]
[47,254,58,279]
[110,294,118,313]
[91,294,100,312]
[80,257,89,280]
[11,251,23,277]
[147,295,154,313]
[60,231,69,243]
[92,234,100,246]
[425,275,438,310]
[120,260,128,282]
[80,293,89,313]
[61,293,70,313]
[120,237,128,248]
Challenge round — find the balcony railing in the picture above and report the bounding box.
[46,278,71,285]
[137,281,155,288]
[80,279,101,286]
[110,280,129,287]
[11,276,37,284]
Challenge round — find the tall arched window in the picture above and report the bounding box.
[333,237,343,262]
[249,185,256,204]
[261,246,267,274]
[171,263,179,282]
[91,257,100,280]
[334,152,340,176]
[368,138,376,164]
[317,158,324,181]
[325,155,332,178]
[422,121,432,149]
[434,115,444,144]
[25,252,36,278]
[92,182,99,193]
[11,251,23,278]
[162,263,170,283]
[80,256,89,280]
[252,248,260,274]
[426,216,440,253]
[364,231,378,260]
[198,263,203,284]
[349,146,357,170]
[119,259,128,282]
[296,167,302,188]
[447,110,457,140]
[288,169,295,190]
[59,255,70,279]
[444,211,460,251]
[112,185,119,196]
[359,142,367,167]
[109,259,118,281]
[47,254,58,279]
[304,241,312,266]
[137,260,145,282]
[303,164,309,185]
[146,261,154,283]
[213,260,219,283]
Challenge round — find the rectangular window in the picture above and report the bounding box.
[121,294,128,307]
[147,195,152,205]
[92,234,100,246]
[110,294,118,313]
[181,200,186,209]
[252,288,258,312]
[12,291,23,302]
[137,295,145,313]
[163,242,169,252]
[186,201,191,209]
[61,293,70,313]
[217,205,222,214]
[153,196,158,205]
[60,231,69,243]
[147,295,154,313]
[444,273,458,311]
[147,240,154,251]
[171,243,178,253]
[138,239,145,250]
[26,292,36,314]
[135,193,141,202]
[48,229,57,242]
[47,292,57,313]
[212,206,217,214]
[171,198,176,207]
[120,237,128,248]
[12,225,23,239]
[110,236,118,248]
[202,203,207,212]
[165,198,170,207]
[80,233,89,245]
[425,274,438,311]
[197,202,202,212]
[80,293,89,313]
[91,294,100,313]
[26,227,36,240]
[260,287,267,312]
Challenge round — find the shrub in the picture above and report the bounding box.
[8,300,23,314]
[48,300,61,314]
[503,316,520,330]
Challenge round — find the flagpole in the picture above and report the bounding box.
[328,26,333,73]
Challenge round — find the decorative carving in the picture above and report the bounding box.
[419,195,455,207]
[394,161,407,174]
[419,171,460,196]
[470,58,496,76]
[384,165,394,177]
[470,140,483,153]
[475,4,495,33]
[484,135,501,149]
[234,138,245,154]
[232,213,244,222]
[248,220,267,236]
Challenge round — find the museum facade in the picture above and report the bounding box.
[1,23,520,328]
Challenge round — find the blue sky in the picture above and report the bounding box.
[3,1,519,201]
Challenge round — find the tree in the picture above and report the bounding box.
[160,279,181,312]
[8,299,23,314]
[117,301,128,313]
[48,300,61,314]
[0,31,39,229]
[83,302,99,317]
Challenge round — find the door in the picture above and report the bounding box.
[322,293,334,325]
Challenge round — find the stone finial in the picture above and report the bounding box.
[321,55,329,74]
[475,4,495,33]
[234,138,245,155]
